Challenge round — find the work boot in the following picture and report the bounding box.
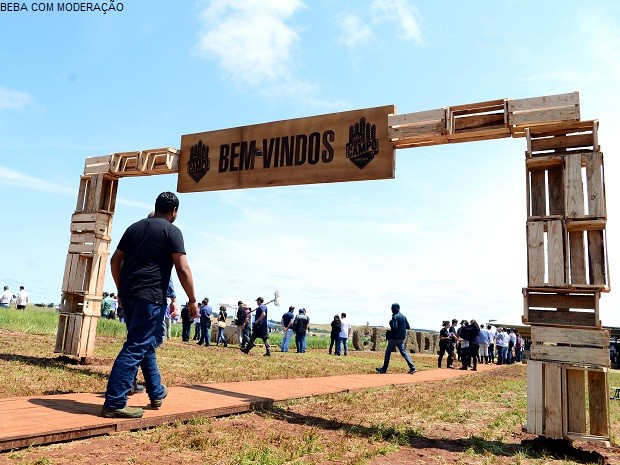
[150,385,168,409]
[101,405,144,418]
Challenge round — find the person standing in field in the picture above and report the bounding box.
[15,286,28,310]
[329,314,341,355]
[376,303,417,374]
[280,305,295,352]
[336,312,352,356]
[293,308,310,353]
[197,298,212,346]
[101,191,198,419]
[0,286,12,308]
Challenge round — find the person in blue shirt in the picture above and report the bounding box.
[197,298,213,346]
[376,303,417,374]
[280,306,295,352]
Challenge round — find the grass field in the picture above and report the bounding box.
[0,307,618,464]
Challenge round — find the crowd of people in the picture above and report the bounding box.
[438,319,526,370]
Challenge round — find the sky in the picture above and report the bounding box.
[1,0,619,330]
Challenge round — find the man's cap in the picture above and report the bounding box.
[256,297,263,302]
[391,303,400,312]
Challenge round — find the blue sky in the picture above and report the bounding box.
[1,0,619,330]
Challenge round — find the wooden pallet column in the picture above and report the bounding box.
[521,120,611,445]
[55,168,118,359]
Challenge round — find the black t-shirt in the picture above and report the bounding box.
[117,217,186,304]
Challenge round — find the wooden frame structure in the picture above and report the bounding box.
[56,91,611,444]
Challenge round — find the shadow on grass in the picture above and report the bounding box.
[0,353,110,388]
[254,404,610,464]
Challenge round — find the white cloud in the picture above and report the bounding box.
[338,14,373,48]
[0,87,35,111]
[371,0,423,44]
[196,0,307,96]
[338,0,423,50]
[0,166,74,194]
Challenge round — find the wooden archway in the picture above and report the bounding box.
[56,91,611,444]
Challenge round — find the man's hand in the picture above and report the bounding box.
[169,298,179,319]
[188,301,199,319]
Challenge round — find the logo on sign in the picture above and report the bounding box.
[188,140,210,182]
[345,117,379,170]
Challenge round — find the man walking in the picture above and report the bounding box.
[15,286,28,310]
[101,192,198,419]
[241,297,271,356]
[376,303,417,374]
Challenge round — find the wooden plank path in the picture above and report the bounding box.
[0,363,502,451]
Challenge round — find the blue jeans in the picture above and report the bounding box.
[379,338,415,372]
[104,297,166,409]
[217,327,227,345]
[336,336,348,355]
[295,332,306,353]
[281,328,293,352]
[198,319,211,345]
[498,346,508,364]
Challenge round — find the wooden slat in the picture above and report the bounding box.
[530,326,608,347]
[530,345,609,367]
[388,121,446,139]
[548,167,564,216]
[388,109,445,126]
[585,152,604,217]
[566,219,606,232]
[510,107,580,127]
[526,360,544,435]
[525,120,595,139]
[530,134,594,153]
[588,230,606,285]
[525,156,563,170]
[544,362,563,439]
[565,153,584,218]
[449,98,505,113]
[54,314,68,353]
[527,222,545,286]
[526,309,597,327]
[569,231,587,285]
[508,91,579,112]
[588,370,609,437]
[565,368,586,434]
[527,292,597,309]
[529,171,546,216]
[452,112,505,132]
[547,220,565,286]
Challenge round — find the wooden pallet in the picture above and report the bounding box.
[523,288,601,327]
[526,360,610,445]
[509,91,580,137]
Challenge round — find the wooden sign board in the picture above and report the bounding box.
[177,105,395,192]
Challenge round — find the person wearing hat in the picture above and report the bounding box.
[235,301,249,349]
[241,297,271,356]
[376,303,417,374]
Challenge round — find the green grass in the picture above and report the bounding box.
[0,309,618,465]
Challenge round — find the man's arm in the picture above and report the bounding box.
[110,249,125,290]
[172,252,198,319]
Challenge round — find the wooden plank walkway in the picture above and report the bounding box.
[0,363,502,451]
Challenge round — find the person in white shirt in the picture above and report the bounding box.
[336,312,352,356]
[0,286,12,308]
[15,286,28,310]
